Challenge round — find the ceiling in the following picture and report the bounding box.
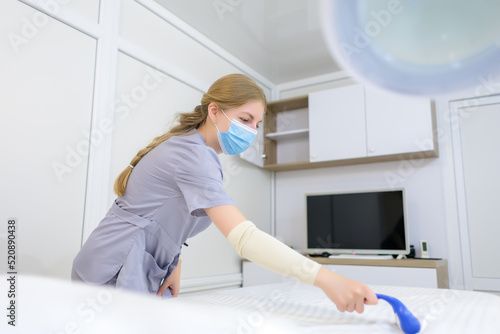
[154,0,341,84]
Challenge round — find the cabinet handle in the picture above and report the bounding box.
[311,154,317,159]
[369,148,376,153]
[261,154,267,160]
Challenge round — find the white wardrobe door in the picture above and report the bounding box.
[0,1,96,279]
[65,0,101,23]
[119,0,242,87]
[459,103,500,284]
[41,0,101,23]
[365,86,434,157]
[309,84,366,162]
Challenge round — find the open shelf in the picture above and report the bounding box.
[265,128,309,141]
[263,95,309,166]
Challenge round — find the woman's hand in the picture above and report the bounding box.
[157,259,182,297]
[314,266,378,313]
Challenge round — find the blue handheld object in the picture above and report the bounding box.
[376,294,421,334]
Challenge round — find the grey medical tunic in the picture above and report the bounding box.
[72,131,234,297]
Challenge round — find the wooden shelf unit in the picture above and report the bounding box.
[265,128,309,141]
[262,91,439,172]
[263,95,309,167]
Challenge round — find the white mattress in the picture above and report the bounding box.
[175,281,500,334]
[5,276,500,333]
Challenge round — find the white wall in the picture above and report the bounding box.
[1,0,273,291]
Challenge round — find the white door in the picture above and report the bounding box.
[0,1,97,279]
[450,94,500,291]
[308,84,366,162]
[365,86,435,157]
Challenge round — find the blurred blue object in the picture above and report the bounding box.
[319,0,500,96]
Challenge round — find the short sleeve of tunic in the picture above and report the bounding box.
[174,144,234,217]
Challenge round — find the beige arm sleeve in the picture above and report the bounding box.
[227,220,321,285]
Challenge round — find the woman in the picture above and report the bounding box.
[72,74,378,314]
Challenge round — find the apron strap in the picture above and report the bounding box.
[110,201,152,229]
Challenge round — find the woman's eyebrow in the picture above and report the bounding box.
[240,111,254,120]
[241,111,262,124]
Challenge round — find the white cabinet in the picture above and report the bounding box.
[309,84,366,162]
[308,85,435,163]
[242,261,294,287]
[365,87,434,157]
[242,259,449,289]
[322,265,439,288]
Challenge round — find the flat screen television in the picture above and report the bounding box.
[305,189,409,256]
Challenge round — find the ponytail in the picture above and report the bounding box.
[113,74,266,196]
[113,105,208,196]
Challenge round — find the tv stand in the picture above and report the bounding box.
[242,257,449,289]
[329,254,394,260]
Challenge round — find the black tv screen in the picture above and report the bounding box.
[306,189,408,255]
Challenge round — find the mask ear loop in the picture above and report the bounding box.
[213,120,221,132]
[211,106,228,154]
[213,108,232,133]
[220,109,232,122]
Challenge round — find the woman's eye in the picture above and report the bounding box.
[240,118,249,122]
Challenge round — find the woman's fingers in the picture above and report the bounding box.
[355,297,365,313]
[344,290,367,313]
[157,279,171,296]
[347,301,355,313]
[364,289,379,305]
[157,284,166,296]
[169,284,179,297]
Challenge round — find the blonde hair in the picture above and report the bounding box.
[113,73,267,196]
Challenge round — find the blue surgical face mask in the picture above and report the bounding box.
[214,110,258,155]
